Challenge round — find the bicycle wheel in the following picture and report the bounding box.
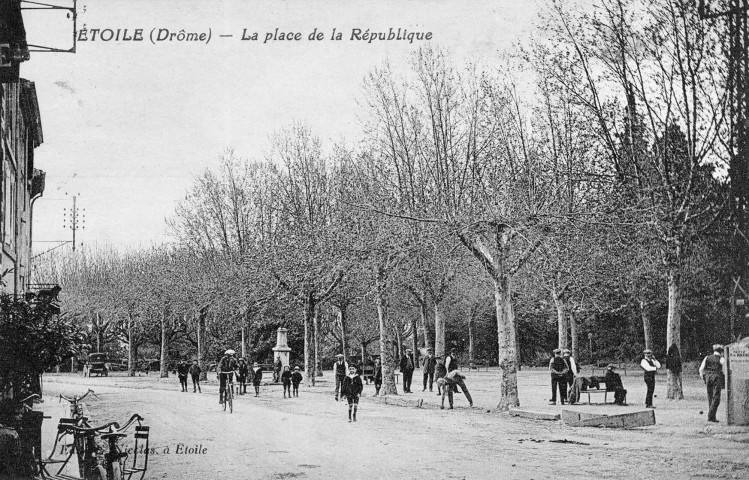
[228,385,233,413]
[222,391,227,411]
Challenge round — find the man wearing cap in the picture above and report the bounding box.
[217,349,238,404]
[400,348,415,393]
[422,348,437,392]
[699,345,726,422]
[549,348,569,405]
[562,349,578,387]
[333,354,348,401]
[640,349,660,408]
[604,364,627,405]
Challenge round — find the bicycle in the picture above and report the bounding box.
[42,413,145,480]
[219,371,236,413]
[60,389,97,420]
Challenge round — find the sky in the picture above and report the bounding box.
[21,0,541,251]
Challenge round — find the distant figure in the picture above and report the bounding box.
[291,366,303,397]
[273,356,282,383]
[435,356,447,396]
[83,361,90,378]
[341,365,363,422]
[640,349,661,408]
[177,360,189,392]
[422,348,437,392]
[549,348,569,405]
[252,362,263,397]
[237,358,249,395]
[400,349,415,393]
[665,344,684,400]
[189,360,202,393]
[699,344,725,423]
[281,366,292,398]
[333,354,348,401]
[438,370,473,409]
[604,364,627,405]
[373,358,382,396]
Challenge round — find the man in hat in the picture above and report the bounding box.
[177,359,189,392]
[333,354,348,401]
[422,347,437,392]
[562,349,578,387]
[217,349,238,404]
[640,349,661,408]
[400,348,415,393]
[699,344,726,422]
[604,364,627,405]
[549,348,569,405]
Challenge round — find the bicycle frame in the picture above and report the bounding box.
[219,372,235,413]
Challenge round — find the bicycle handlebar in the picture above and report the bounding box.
[18,394,40,404]
[58,414,144,435]
[59,389,97,403]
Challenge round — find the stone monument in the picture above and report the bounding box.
[726,337,749,426]
[272,327,291,372]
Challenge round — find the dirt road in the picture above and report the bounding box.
[37,370,749,479]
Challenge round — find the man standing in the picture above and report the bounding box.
[400,349,415,393]
[549,348,569,405]
[640,349,661,408]
[699,344,725,423]
[333,354,348,401]
[445,348,459,373]
[562,349,578,387]
[422,348,437,392]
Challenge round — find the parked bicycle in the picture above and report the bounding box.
[41,413,149,480]
[59,389,97,420]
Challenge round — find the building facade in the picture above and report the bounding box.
[0,79,44,296]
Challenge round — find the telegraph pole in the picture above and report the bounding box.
[699,0,749,340]
[63,193,85,251]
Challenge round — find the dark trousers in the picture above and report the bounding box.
[335,375,345,398]
[292,383,300,397]
[551,376,568,403]
[179,375,188,391]
[374,382,381,395]
[644,374,656,406]
[613,387,627,404]
[706,373,724,421]
[283,383,291,397]
[423,371,434,391]
[403,370,413,392]
[219,372,233,402]
[440,378,473,408]
[191,375,201,392]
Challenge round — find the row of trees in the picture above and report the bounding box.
[36,0,741,410]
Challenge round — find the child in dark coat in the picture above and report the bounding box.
[188,360,202,393]
[341,365,364,422]
[291,366,303,397]
[252,362,263,397]
[281,366,292,398]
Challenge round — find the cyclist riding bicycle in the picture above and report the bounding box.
[218,349,239,404]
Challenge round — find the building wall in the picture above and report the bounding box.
[0,80,43,296]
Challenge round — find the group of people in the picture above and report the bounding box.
[549,344,727,422]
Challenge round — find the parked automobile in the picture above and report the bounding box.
[88,353,108,377]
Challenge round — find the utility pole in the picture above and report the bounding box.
[699,0,749,340]
[62,193,85,251]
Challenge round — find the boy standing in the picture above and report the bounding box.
[291,366,303,397]
[189,360,202,393]
[341,365,363,422]
[252,362,263,397]
[373,358,382,396]
[177,359,189,392]
[281,366,292,398]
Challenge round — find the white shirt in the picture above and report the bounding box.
[333,361,349,374]
[699,352,725,379]
[640,357,661,371]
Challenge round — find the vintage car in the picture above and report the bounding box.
[88,353,108,377]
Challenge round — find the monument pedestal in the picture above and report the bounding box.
[726,338,749,426]
[272,327,292,372]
